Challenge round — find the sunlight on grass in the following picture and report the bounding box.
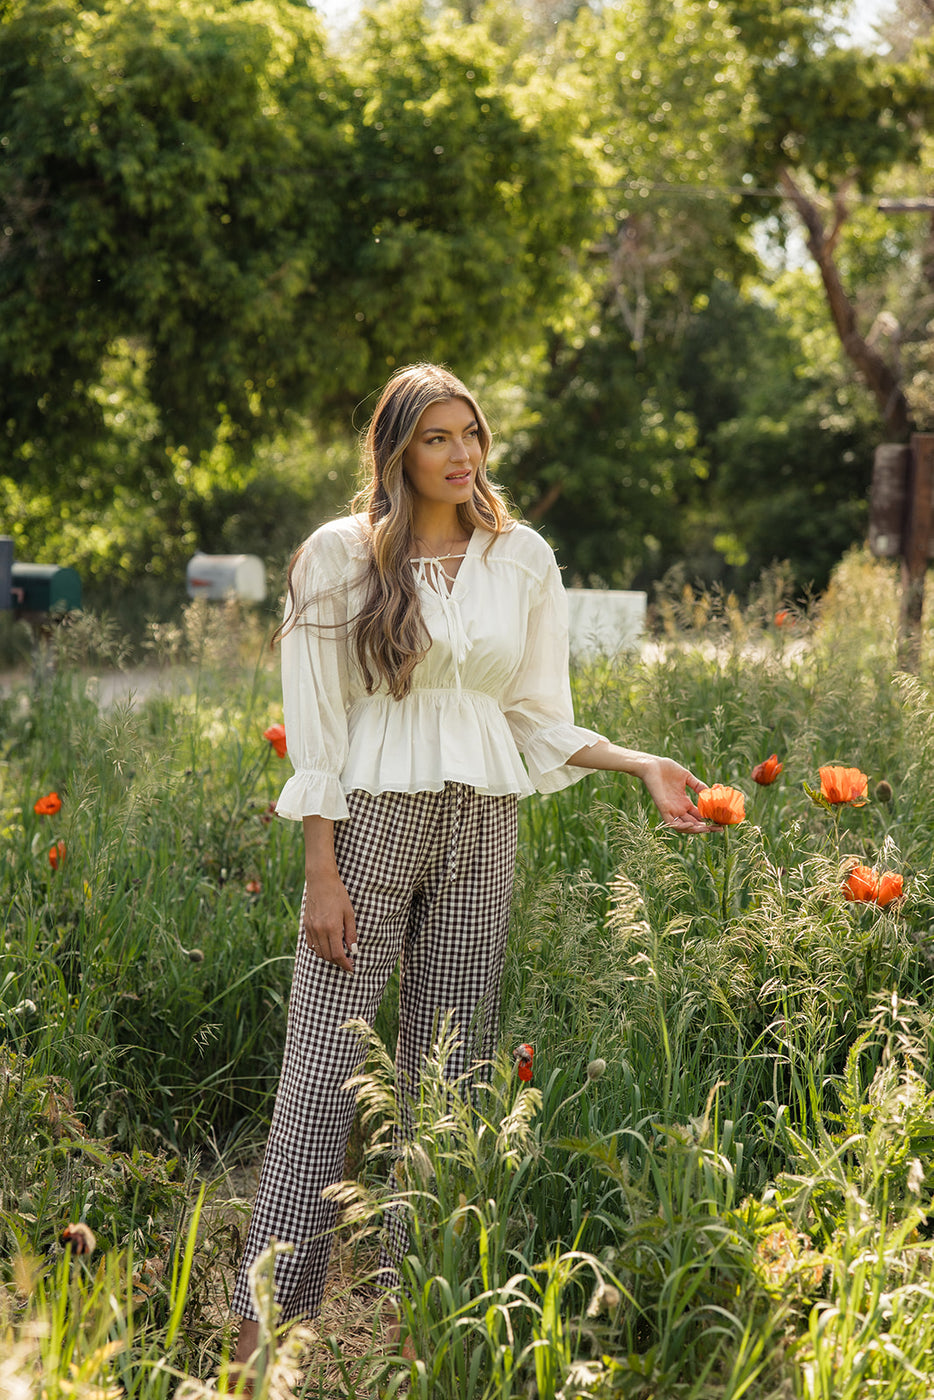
[3,552,934,1394]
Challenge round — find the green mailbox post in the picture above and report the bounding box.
[10,563,82,614]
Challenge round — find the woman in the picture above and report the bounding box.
[230,363,708,1368]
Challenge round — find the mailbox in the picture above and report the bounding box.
[186,553,267,603]
[10,562,82,613]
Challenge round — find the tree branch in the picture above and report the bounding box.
[779,165,912,439]
[527,478,564,522]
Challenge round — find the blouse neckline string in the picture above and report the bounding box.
[409,547,468,589]
[409,555,472,687]
[409,548,468,564]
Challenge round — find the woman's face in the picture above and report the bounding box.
[402,397,483,512]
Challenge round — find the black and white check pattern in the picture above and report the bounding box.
[231,783,518,1323]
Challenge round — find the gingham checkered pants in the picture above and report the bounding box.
[231,782,518,1323]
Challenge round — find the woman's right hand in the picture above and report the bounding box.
[303,870,357,972]
[302,814,357,972]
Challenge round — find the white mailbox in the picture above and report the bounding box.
[566,588,647,660]
[186,553,267,603]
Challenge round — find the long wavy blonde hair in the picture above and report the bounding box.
[278,364,514,698]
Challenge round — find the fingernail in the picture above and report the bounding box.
[350,942,358,956]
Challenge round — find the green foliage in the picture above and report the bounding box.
[0,606,302,1144]
[0,0,353,465]
[725,0,934,189]
[0,1045,184,1263]
[678,276,877,589]
[504,272,876,590]
[0,1065,247,1387]
[496,0,879,589]
[3,0,930,593]
[4,554,934,1393]
[342,0,598,380]
[504,328,707,586]
[0,0,597,472]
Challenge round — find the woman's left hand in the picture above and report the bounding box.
[567,740,713,833]
[639,755,712,833]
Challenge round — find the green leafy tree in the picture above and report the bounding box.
[498,0,933,588]
[0,0,598,582]
[726,0,934,439]
[338,0,599,380]
[0,0,354,475]
[677,275,877,590]
[498,0,759,583]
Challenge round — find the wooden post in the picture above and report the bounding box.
[868,444,910,558]
[0,536,12,611]
[897,434,934,673]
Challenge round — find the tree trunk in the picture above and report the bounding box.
[779,166,913,441]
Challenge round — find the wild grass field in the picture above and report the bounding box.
[3,549,934,1398]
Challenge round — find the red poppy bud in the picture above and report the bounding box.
[751,755,783,786]
[513,1042,534,1082]
[263,723,287,758]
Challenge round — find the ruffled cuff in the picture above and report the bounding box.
[523,723,607,795]
[275,769,350,822]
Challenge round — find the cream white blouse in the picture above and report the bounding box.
[275,514,605,822]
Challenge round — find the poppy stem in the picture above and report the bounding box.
[722,827,731,923]
[831,806,842,865]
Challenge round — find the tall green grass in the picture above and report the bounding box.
[3,549,934,1395]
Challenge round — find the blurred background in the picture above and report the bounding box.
[1,0,931,631]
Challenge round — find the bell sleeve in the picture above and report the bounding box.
[502,551,606,794]
[274,529,354,822]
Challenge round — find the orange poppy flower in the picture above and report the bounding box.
[751,755,783,786]
[245,879,262,895]
[263,723,287,758]
[697,784,746,826]
[876,871,904,906]
[34,791,62,816]
[513,1043,534,1083]
[774,610,793,627]
[48,840,66,870]
[843,864,903,907]
[819,766,868,806]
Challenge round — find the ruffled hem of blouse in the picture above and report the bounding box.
[523,722,607,794]
[275,769,350,822]
[344,689,537,800]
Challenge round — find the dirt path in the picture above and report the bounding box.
[204,1155,393,1392]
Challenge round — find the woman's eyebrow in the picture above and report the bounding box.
[420,419,479,436]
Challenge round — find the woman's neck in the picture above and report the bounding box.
[411,507,470,557]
